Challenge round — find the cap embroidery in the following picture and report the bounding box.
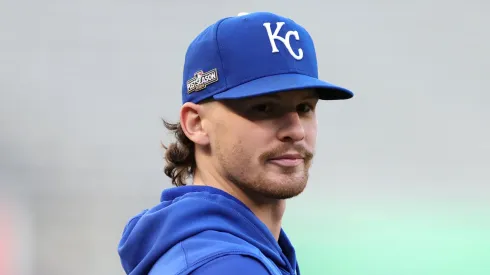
[263,22,303,60]
[187,69,219,94]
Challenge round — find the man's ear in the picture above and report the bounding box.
[180,102,210,146]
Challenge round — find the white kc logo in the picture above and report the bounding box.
[263,22,304,60]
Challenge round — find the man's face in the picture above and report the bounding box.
[203,89,319,200]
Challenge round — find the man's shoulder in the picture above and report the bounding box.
[184,230,262,254]
[189,254,271,275]
[149,231,270,274]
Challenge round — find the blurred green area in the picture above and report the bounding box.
[284,200,490,275]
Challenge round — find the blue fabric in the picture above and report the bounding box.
[189,255,269,274]
[181,11,354,105]
[118,185,300,275]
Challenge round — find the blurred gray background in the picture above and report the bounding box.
[1,0,489,275]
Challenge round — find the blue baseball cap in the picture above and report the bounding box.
[181,11,354,104]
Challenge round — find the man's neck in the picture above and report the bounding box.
[193,168,285,240]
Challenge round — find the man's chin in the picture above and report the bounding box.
[257,179,308,200]
[230,171,309,201]
[262,189,305,200]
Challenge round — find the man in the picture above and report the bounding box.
[118,11,353,275]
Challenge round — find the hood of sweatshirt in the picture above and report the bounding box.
[117,185,298,274]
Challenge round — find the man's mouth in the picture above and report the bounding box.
[268,153,304,167]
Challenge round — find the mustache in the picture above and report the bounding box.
[261,144,314,161]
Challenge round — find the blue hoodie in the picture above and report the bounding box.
[117,186,300,275]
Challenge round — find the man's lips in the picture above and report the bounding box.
[268,153,304,167]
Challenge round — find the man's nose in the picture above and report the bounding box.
[276,112,305,142]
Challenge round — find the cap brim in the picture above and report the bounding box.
[213,73,353,101]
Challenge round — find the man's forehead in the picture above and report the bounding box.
[200,89,318,112]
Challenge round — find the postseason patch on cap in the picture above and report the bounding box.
[187,68,219,94]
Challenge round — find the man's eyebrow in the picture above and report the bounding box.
[258,92,319,100]
[301,93,320,100]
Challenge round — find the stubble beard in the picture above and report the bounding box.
[222,157,313,200]
[229,168,310,200]
[215,141,314,200]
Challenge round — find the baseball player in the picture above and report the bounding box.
[118,11,353,275]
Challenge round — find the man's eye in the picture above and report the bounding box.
[297,103,312,113]
[253,104,272,113]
